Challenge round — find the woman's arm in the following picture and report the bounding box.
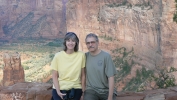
[81,68,86,92]
[80,68,86,100]
[52,70,65,99]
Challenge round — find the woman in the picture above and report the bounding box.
[51,32,85,100]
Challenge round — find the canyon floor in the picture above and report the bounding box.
[0,39,63,85]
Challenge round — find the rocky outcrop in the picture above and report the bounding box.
[117,86,177,100]
[2,52,24,86]
[0,82,52,100]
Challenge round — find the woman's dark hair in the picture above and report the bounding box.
[63,32,79,52]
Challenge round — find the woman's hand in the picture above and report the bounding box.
[80,95,83,100]
[80,92,84,100]
[57,91,66,99]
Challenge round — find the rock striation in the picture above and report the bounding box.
[65,0,177,69]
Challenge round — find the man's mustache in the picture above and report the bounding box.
[89,46,94,49]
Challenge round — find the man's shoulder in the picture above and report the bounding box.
[100,50,111,56]
[85,52,89,55]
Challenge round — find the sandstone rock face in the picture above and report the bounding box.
[0,0,65,39]
[66,0,177,69]
[2,52,24,86]
[161,0,177,68]
[1,0,177,68]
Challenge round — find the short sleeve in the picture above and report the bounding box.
[50,54,58,71]
[81,53,86,68]
[105,54,117,77]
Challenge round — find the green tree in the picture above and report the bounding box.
[174,0,177,23]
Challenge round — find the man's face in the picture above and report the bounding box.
[85,37,98,52]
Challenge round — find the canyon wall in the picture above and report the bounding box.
[161,0,177,67]
[66,0,177,69]
[0,0,177,68]
[0,0,65,39]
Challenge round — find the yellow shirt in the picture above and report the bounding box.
[51,51,85,90]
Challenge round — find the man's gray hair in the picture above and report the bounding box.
[85,33,99,42]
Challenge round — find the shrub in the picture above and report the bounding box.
[123,67,153,91]
[49,54,55,59]
[173,13,177,23]
[23,65,29,70]
[152,67,176,88]
[174,0,177,23]
[47,42,61,47]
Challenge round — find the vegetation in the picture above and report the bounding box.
[135,1,151,7]
[123,67,153,91]
[0,39,62,82]
[112,47,176,92]
[46,39,63,47]
[112,47,134,83]
[137,66,176,92]
[174,0,177,23]
[22,65,30,70]
[0,39,62,53]
[99,34,113,41]
[152,66,176,89]
[106,0,152,9]
[106,0,131,8]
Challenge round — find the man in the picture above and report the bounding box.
[84,33,117,100]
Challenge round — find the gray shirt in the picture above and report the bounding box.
[85,50,117,94]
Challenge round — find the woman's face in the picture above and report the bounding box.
[66,38,76,50]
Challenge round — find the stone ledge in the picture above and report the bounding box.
[0,82,52,100]
[1,82,177,100]
[117,87,177,100]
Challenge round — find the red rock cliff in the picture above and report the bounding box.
[0,0,65,39]
[1,0,176,70]
[66,0,177,69]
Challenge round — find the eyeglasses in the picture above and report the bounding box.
[86,41,96,45]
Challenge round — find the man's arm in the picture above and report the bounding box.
[108,76,115,100]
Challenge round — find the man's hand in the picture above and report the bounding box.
[108,96,112,100]
[57,91,66,99]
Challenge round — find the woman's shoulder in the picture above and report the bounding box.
[54,51,64,56]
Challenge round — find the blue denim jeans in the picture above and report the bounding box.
[52,89,82,100]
